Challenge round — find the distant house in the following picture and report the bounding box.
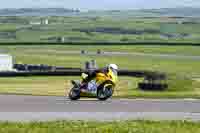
[0,54,13,71]
[177,20,183,24]
[57,36,65,43]
[30,21,41,25]
[43,19,49,25]
[30,19,49,25]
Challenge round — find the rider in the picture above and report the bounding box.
[82,64,118,83]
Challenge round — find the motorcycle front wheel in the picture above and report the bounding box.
[97,83,113,101]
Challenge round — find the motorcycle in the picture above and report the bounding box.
[68,68,118,101]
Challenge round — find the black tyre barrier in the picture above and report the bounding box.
[81,50,87,54]
[14,64,81,72]
[13,64,28,71]
[118,70,167,80]
[97,49,102,54]
[14,64,53,72]
[0,71,82,77]
[5,67,167,80]
[138,82,168,91]
[54,67,81,71]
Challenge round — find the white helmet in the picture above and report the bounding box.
[108,64,118,70]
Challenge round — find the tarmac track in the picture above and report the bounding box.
[1,95,200,121]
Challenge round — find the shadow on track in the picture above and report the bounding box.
[58,97,113,103]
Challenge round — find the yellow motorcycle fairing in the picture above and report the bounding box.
[80,68,118,97]
[95,68,118,86]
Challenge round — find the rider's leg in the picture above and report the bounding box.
[82,72,96,83]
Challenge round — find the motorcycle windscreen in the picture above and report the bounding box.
[109,68,118,83]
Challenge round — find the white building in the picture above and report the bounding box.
[30,19,49,25]
[30,21,41,25]
[0,54,13,71]
[43,19,49,25]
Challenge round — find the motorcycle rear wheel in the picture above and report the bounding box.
[69,87,81,100]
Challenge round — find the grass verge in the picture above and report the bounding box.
[0,76,200,98]
[0,120,199,133]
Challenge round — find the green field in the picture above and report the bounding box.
[0,16,200,43]
[0,45,200,98]
[0,120,199,133]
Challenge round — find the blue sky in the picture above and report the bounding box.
[1,0,200,10]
